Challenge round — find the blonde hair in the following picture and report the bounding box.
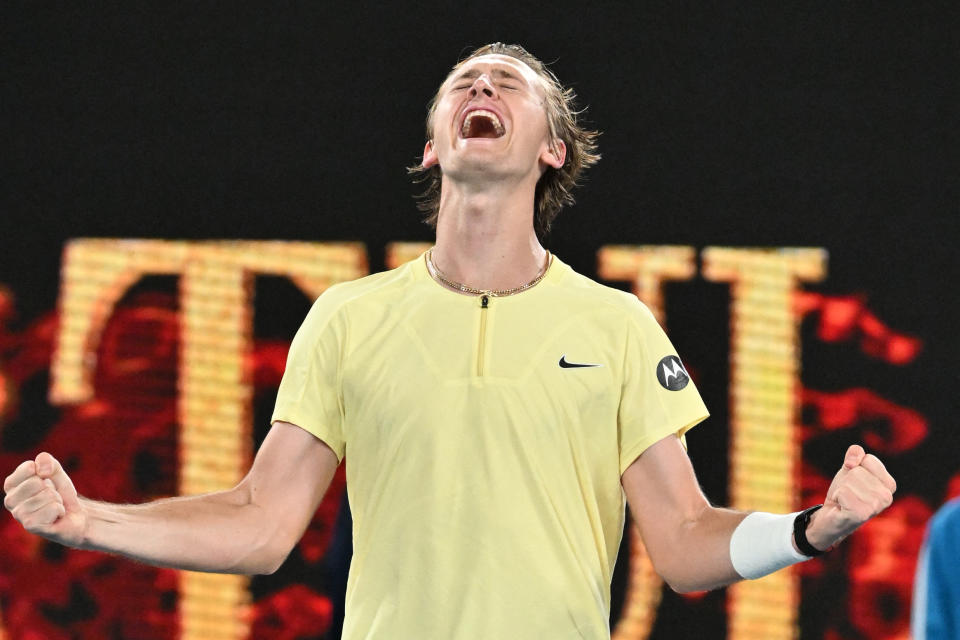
[408,43,601,240]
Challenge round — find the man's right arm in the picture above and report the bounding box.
[2,421,339,575]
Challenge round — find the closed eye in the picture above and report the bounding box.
[451,84,518,91]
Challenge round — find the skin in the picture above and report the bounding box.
[3,53,897,589]
[422,54,565,293]
[621,437,896,591]
[3,422,335,574]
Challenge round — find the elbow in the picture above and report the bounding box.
[251,522,302,575]
[248,526,300,574]
[229,503,298,575]
[663,576,713,595]
[647,552,703,594]
[236,540,293,576]
[660,564,731,594]
[657,556,736,594]
[254,550,289,575]
[263,535,300,574]
[657,561,701,594]
[663,575,695,594]
[653,552,736,595]
[647,511,732,594]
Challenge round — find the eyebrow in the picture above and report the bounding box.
[450,67,527,85]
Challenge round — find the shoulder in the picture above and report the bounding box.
[548,256,657,325]
[929,498,960,541]
[298,260,417,331]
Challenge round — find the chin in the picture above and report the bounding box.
[446,156,514,180]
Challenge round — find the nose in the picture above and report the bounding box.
[469,74,497,98]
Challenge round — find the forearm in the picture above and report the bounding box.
[625,437,895,593]
[643,505,747,593]
[655,504,828,593]
[6,426,337,576]
[79,488,289,575]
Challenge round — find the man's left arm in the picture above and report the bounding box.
[621,435,896,593]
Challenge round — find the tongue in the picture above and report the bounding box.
[463,116,502,139]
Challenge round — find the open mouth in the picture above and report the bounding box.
[459,109,505,139]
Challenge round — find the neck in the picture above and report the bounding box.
[431,179,547,293]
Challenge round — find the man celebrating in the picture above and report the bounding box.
[4,44,896,638]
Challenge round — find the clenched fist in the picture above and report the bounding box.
[806,444,897,551]
[3,452,87,548]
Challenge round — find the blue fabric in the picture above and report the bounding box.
[914,498,960,639]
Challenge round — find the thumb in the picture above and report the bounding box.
[843,444,866,470]
[34,452,80,509]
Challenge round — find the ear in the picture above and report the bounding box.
[422,140,439,169]
[541,139,566,169]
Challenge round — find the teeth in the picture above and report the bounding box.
[461,109,504,136]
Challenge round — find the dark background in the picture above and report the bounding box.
[1,2,957,638]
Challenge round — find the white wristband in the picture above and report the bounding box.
[729,511,809,579]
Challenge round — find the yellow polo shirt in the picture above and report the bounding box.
[272,251,708,639]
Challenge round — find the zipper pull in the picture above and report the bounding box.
[480,294,489,308]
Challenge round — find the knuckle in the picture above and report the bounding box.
[38,506,58,524]
[18,478,36,495]
[3,474,17,493]
[871,493,887,512]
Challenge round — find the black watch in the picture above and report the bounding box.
[793,504,827,557]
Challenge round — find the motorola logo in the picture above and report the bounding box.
[656,355,690,391]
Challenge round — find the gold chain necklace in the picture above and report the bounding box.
[425,248,552,297]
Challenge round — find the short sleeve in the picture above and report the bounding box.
[618,298,709,474]
[271,290,347,461]
[916,499,960,639]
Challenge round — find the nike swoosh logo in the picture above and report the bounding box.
[559,355,603,368]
